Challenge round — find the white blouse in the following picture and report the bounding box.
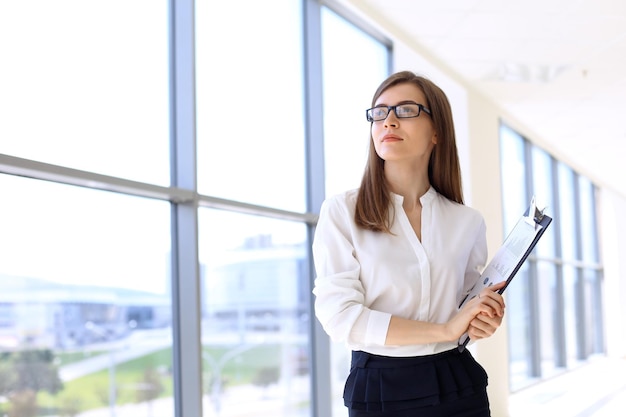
[312,186,487,357]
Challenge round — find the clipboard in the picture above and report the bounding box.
[457,196,553,351]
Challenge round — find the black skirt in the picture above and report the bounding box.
[344,348,490,416]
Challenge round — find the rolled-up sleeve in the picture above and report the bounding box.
[312,196,391,347]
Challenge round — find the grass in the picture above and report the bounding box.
[203,344,281,386]
[55,350,107,367]
[35,343,290,415]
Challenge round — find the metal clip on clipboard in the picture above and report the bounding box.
[524,196,546,230]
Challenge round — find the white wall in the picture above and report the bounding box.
[599,188,626,358]
[464,90,510,416]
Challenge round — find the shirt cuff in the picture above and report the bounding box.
[365,310,392,346]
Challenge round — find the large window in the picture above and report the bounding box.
[195,0,306,212]
[0,2,173,417]
[0,1,170,185]
[499,124,604,391]
[198,210,310,416]
[195,1,311,415]
[0,174,173,417]
[0,1,390,416]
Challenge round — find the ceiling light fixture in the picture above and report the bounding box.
[491,62,569,83]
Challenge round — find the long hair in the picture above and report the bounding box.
[355,71,464,233]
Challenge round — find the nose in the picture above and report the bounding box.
[384,109,399,128]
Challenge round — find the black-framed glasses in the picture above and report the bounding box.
[365,103,431,122]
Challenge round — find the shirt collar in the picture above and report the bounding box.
[390,185,436,205]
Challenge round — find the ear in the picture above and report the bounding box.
[432,134,438,145]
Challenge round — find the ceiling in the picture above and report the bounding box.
[354,0,626,197]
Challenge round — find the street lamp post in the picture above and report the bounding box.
[202,344,256,416]
[85,321,116,417]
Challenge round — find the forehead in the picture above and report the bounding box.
[375,82,425,105]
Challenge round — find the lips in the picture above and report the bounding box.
[382,134,403,142]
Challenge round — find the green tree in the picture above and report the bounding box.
[11,350,63,394]
[0,350,63,417]
[252,366,280,397]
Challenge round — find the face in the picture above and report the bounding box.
[370,82,437,166]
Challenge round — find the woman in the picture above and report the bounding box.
[312,71,505,417]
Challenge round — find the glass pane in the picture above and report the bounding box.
[198,209,311,417]
[499,125,528,230]
[536,261,560,377]
[0,1,170,185]
[0,174,173,417]
[330,340,351,417]
[562,265,581,366]
[557,163,577,261]
[578,176,598,263]
[321,7,389,198]
[195,0,306,212]
[585,269,604,354]
[530,147,556,258]
[507,265,533,391]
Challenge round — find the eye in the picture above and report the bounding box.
[395,104,419,117]
[371,107,388,119]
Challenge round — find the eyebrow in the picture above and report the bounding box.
[373,100,419,107]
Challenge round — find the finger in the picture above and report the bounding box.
[480,289,506,311]
[468,327,488,340]
[469,311,505,340]
[489,280,507,291]
[474,312,503,328]
[468,323,492,340]
[482,282,506,299]
[467,294,504,318]
[480,296,505,317]
[475,304,497,318]
[475,294,504,317]
[470,317,497,337]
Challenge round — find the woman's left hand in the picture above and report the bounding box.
[467,311,503,340]
[467,287,506,340]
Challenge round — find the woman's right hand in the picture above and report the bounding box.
[443,281,506,341]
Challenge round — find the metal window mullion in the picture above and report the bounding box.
[594,268,605,353]
[572,173,587,360]
[0,153,193,203]
[527,260,542,377]
[590,185,606,353]
[304,1,331,416]
[551,156,567,367]
[198,194,318,224]
[169,1,203,417]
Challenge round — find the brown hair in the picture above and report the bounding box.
[355,71,464,233]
